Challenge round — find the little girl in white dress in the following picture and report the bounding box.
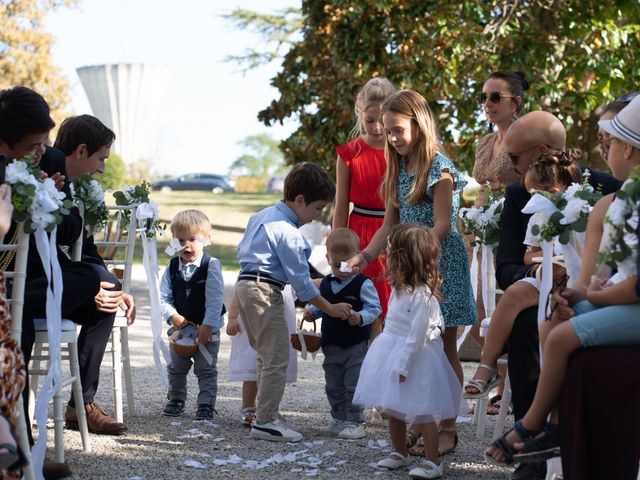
[227,285,298,426]
[354,224,461,479]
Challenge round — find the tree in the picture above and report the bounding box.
[0,0,76,124]
[229,133,287,178]
[98,152,126,191]
[229,1,640,173]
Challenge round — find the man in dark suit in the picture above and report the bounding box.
[0,86,130,479]
[494,110,621,480]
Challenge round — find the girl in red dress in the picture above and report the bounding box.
[333,77,396,339]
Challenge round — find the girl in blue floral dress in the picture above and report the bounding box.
[349,90,477,457]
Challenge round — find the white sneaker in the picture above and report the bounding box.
[250,418,303,442]
[323,418,345,435]
[408,460,444,479]
[337,422,365,439]
[377,451,411,470]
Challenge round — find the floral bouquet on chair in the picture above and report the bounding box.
[598,167,640,281]
[113,181,165,239]
[459,185,504,251]
[71,174,109,231]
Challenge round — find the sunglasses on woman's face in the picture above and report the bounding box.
[477,91,515,105]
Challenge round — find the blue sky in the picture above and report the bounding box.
[45,0,299,176]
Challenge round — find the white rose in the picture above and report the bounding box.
[30,210,56,230]
[6,161,39,186]
[136,202,156,220]
[560,198,589,225]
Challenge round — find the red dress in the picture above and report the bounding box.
[336,137,390,316]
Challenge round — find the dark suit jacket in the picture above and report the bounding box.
[495,166,623,290]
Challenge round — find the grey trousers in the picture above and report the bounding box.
[167,327,220,406]
[322,341,368,423]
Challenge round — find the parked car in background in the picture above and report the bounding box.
[152,173,235,193]
[265,173,287,193]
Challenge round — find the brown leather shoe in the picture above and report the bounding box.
[43,457,72,480]
[65,402,128,435]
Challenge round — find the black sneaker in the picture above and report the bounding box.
[162,399,185,416]
[195,404,215,420]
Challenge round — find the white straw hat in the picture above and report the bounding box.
[599,95,640,150]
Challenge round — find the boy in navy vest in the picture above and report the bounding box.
[159,210,225,420]
[302,228,381,439]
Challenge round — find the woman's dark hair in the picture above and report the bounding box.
[487,71,530,112]
[527,148,582,189]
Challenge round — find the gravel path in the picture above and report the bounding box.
[48,267,513,479]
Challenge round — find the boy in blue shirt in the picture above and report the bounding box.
[236,162,352,442]
[303,228,381,440]
[160,210,225,420]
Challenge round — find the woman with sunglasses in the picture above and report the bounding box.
[463,71,529,417]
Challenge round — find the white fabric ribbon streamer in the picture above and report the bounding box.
[32,228,64,479]
[537,240,554,331]
[296,330,318,361]
[522,193,559,246]
[138,216,172,387]
[560,240,581,287]
[469,243,480,301]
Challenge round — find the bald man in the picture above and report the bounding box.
[493,111,620,480]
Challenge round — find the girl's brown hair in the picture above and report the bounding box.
[382,90,445,207]
[526,148,582,190]
[385,223,442,297]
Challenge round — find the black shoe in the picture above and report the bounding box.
[162,400,185,417]
[43,458,72,480]
[508,462,547,480]
[195,404,215,420]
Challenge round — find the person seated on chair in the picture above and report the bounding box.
[464,149,581,400]
[0,87,130,480]
[54,114,137,432]
[494,110,621,480]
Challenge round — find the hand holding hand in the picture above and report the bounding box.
[226,316,242,336]
[197,324,213,345]
[330,302,352,320]
[94,282,124,313]
[347,310,361,326]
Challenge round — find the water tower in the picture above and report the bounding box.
[76,63,169,165]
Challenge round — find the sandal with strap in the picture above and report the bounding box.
[513,422,561,464]
[162,399,185,417]
[463,363,503,399]
[438,427,458,456]
[485,419,536,466]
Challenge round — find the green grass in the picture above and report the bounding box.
[133,191,280,271]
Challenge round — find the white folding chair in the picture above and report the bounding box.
[92,205,137,423]
[30,221,91,462]
[470,248,512,439]
[1,223,35,480]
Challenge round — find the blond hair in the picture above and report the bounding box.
[385,223,442,297]
[348,77,397,141]
[170,209,211,237]
[326,227,360,258]
[382,90,445,207]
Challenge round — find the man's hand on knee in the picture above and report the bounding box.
[94,281,124,313]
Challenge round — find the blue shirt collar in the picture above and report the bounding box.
[275,200,302,228]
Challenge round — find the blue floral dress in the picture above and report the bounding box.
[397,154,477,327]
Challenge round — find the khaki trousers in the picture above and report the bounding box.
[236,280,289,422]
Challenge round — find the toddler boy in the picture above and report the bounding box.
[160,210,224,420]
[303,228,381,439]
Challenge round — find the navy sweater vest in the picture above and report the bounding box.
[169,253,225,325]
[320,274,370,348]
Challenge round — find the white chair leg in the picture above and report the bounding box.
[111,326,123,423]
[53,385,65,462]
[476,396,487,439]
[15,401,35,480]
[30,342,44,398]
[69,341,91,452]
[120,327,135,417]
[494,373,512,440]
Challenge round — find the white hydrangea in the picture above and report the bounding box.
[6,161,38,186]
[607,197,627,226]
[560,197,590,225]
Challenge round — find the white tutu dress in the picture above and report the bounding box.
[354,286,461,423]
[229,285,298,383]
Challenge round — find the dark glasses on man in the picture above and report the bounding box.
[477,91,515,105]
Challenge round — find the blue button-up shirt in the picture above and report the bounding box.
[237,200,319,302]
[306,275,382,325]
[159,252,225,331]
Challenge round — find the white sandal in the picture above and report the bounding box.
[463,363,503,399]
[377,451,411,470]
[409,460,444,479]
